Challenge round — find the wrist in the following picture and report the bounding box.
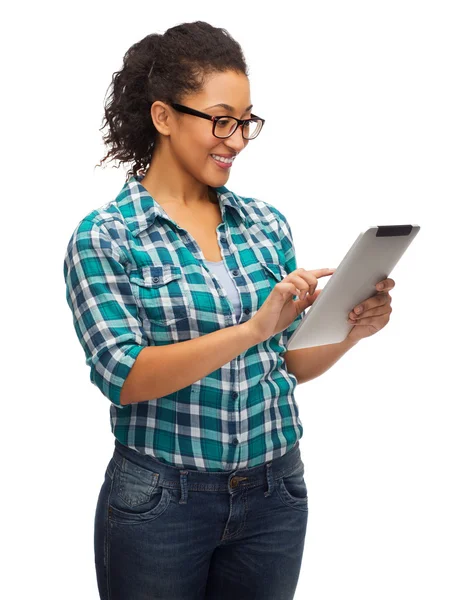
[344,335,360,349]
[241,320,264,346]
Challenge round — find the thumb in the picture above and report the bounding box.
[303,288,323,306]
[295,288,322,313]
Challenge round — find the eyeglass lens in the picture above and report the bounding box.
[214,117,262,139]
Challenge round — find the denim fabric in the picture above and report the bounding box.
[94,438,309,599]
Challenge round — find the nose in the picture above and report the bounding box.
[224,125,248,153]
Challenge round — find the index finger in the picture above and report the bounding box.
[306,268,337,277]
[294,267,336,281]
[296,268,336,285]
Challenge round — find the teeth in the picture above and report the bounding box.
[211,154,234,164]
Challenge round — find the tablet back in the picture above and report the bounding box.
[286,224,420,350]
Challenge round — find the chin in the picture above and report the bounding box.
[208,170,230,183]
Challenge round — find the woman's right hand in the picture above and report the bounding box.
[247,267,336,344]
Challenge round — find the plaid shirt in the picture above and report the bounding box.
[63,175,304,471]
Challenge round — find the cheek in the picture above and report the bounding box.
[193,133,218,160]
[189,123,215,148]
[177,135,211,166]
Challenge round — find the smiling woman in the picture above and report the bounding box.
[95,23,264,209]
[63,19,310,600]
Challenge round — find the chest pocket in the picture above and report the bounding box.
[129,265,192,326]
[254,260,289,310]
[260,261,288,289]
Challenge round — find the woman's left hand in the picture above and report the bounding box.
[346,278,395,343]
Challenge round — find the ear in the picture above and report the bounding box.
[150,101,174,137]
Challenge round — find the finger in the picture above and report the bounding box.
[348,311,391,326]
[311,267,337,278]
[350,306,392,322]
[376,278,395,291]
[289,274,318,299]
[292,268,336,297]
[295,267,336,279]
[352,292,392,317]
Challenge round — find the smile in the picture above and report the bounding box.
[210,155,234,169]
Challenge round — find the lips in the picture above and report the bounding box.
[210,154,236,161]
[211,155,233,169]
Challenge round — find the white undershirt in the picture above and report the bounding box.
[203,259,242,321]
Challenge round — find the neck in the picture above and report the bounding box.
[139,147,220,209]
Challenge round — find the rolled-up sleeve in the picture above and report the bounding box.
[63,218,147,407]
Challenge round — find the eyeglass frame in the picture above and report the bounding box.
[170,103,265,140]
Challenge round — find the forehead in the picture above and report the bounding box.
[194,71,252,113]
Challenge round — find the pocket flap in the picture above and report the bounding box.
[129,265,182,288]
[261,261,286,281]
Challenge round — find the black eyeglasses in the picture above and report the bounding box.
[170,103,265,140]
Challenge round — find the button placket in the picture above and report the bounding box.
[201,229,244,324]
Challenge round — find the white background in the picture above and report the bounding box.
[2,1,463,598]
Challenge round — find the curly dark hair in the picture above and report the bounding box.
[94,21,249,181]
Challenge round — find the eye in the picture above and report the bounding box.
[216,118,232,128]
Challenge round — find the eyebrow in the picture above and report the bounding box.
[205,103,253,115]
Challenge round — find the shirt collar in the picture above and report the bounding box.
[117,174,259,237]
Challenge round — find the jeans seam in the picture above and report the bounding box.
[276,465,308,511]
[106,471,116,599]
[276,483,308,511]
[274,460,303,483]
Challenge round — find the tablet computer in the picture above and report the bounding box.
[286,224,420,350]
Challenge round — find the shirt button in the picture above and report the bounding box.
[232,269,239,276]
[232,392,238,399]
[152,277,159,283]
[244,308,250,315]
[232,438,239,445]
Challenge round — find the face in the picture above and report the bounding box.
[151,70,253,187]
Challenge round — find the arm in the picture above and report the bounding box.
[64,218,261,407]
[284,336,359,385]
[271,207,359,384]
[63,218,149,407]
[120,321,259,405]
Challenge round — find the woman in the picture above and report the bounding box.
[64,20,386,600]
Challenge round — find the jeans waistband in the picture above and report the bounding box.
[109,438,303,502]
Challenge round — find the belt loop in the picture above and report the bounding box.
[264,462,274,497]
[179,470,189,504]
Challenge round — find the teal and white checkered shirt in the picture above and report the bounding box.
[63,175,305,471]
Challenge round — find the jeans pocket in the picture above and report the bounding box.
[276,462,308,510]
[109,457,172,523]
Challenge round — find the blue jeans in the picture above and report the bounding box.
[94,438,308,600]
